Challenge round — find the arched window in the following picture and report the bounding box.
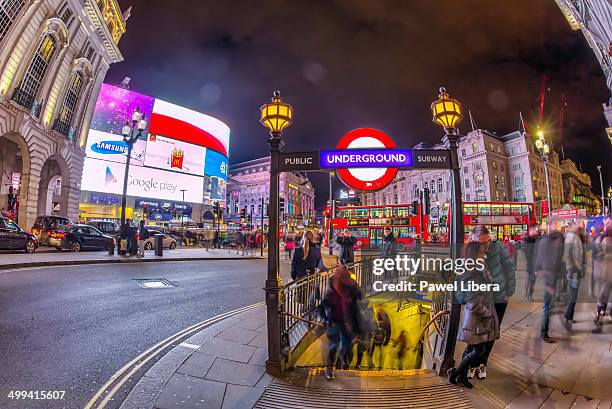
[412,184,418,198]
[437,177,443,192]
[430,180,436,194]
[54,71,84,137]
[14,34,57,109]
[0,0,24,41]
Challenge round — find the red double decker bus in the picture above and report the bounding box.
[325,201,535,248]
[462,201,535,241]
[325,204,429,250]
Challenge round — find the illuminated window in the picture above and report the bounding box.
[19,34,57,100]
[0,0,23,41]
[472,143,478,153]
[492,161,497,170]
[58,71,84,126]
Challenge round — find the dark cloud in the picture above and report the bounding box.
[111,0,612,207]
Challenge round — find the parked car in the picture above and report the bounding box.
[88,220,119,235]
[31,215,72,246]
[48,224,114,252]
[0,216,38,253]
[143,232,177,250]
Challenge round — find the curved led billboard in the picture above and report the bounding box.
[82,84,230,204]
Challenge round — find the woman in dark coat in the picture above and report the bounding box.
[448,240,500,389]
[290,231,324,280]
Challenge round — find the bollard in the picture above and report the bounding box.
[155,234,163,256]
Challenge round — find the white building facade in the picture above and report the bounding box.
[226,157,316,231]
[361,129,566,220]
[0,0,126,228]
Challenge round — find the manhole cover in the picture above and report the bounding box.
[134,278,177,289]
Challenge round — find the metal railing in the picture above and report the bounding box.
[52,118,73,138]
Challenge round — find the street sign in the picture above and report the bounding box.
[334,128,399,191]
[412,149,451,169]
[320,148,412,168]
[278,151,320,171]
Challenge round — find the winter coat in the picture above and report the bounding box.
[457,267,500,345]
[563,226,585,284]
[380,233,398,258]
[291,244,324,280]
[336,236,357,264]
[534,230,565,288]
[485,240,516,303]
[319,282,362,333]
[593,231,612,283]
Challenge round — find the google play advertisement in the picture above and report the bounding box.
[81,157,204,203]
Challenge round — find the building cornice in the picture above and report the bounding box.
[82,0,124,63]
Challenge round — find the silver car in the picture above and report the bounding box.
[143,232,177,250]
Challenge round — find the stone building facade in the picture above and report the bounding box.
[561,158,600,214]
[0,0,126,228]
[361,129,572,220]
[226,157,316,231]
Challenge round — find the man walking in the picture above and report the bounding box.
[534,220,565,343]
[563,221,586,329]
[524,226,540,301]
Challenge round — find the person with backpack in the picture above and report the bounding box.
[318,265,362,380]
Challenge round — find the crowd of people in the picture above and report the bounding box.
[283,216,611,386]
[448,215,611,389]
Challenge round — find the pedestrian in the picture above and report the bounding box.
[448,240,500,389]
[524,225,540,301]
[318,264,362,381]
[290,231,324,281]
[563,221,586,329]
[129,222,138,256]
[336,229,357,265]
[393,330,408,370]
[458,226,515,380]
[534,220,565,343]
[380,227,398,259]
[284,234,295,260]
[369,305,391,370]
[137,220,149,258]
[592,216,612,333]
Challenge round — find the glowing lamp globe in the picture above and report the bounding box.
[260,90,293,134]
[431,87,463,129]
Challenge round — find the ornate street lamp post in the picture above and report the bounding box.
[120,109,147,226]
[260,90,293,375]
[430,87,464,375]
[535,130,553,220]
[607,186,612,215]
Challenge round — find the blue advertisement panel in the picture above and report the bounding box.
[135,198,192,221]
[204,150,228,180]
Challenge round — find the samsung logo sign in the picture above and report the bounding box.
[91,141,128,155]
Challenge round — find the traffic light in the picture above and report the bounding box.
[214,201,220,218]
[240,208,246,220]
[247,213,252,224]
[142,204,148,219]
[423,187,431,215]
[411,200,419,215]
[279,197,285,213]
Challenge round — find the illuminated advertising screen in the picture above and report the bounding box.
[86,129,146,166]
[82,84,230,204]
[144,134,206,176]
[81,157,204,203]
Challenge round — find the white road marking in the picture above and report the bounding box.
[178,342,201,349]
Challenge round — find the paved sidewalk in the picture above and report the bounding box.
[120,299,611,409]
[120,304,270,409]
[0,247,263,270]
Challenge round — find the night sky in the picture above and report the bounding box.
[109,0,612,209]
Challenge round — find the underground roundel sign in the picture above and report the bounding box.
[334,128,399,191]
